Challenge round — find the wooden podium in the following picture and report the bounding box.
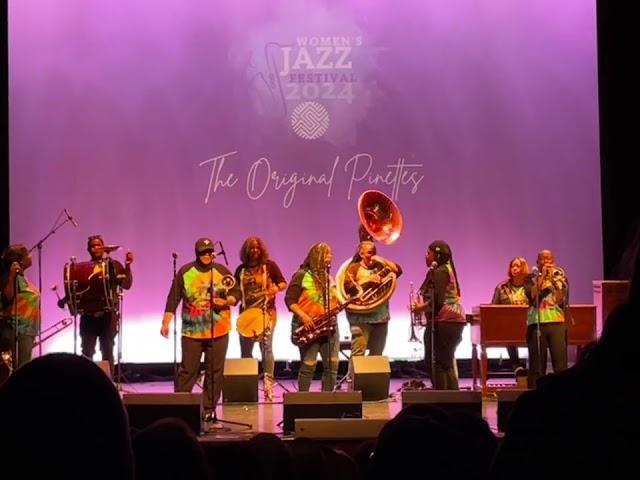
[470,304,596,395]
[592,280,630,337]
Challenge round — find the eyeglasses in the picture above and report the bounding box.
[199,251,215,257]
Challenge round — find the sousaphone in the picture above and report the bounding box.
[336,190,402,313]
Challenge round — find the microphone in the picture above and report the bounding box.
[217,241,229,265]
[64,208,79,227]
[172,252,178,259]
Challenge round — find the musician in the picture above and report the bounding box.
[410,240,465,390]
[343,240,402,357]
[58,235,133,374]
[234,237,287,402]
[0,244,40,369]
[524,249,569,388]
[161,237,240,424]
[285,242,339,392]
[491,256,530,370]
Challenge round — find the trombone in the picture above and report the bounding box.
[1,317,73,375]
[33,317,73,348]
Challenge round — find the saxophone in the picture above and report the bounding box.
[291,286,363,347]
[290,303,346,347]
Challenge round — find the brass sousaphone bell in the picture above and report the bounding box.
[336,190,403,312]
[357,190,403,245]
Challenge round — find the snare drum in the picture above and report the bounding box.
[63,260,117,315]
[236,307,275,339]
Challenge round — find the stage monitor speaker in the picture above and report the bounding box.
[349,355,390,401]
[223,358,258,403]
[496,389,529,432]
[401,390,483,418]
[123,392,202,435]
[283,391,362,434]
[294,418,388,439]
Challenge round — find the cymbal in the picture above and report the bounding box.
[98,245,121,253]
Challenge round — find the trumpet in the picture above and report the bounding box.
[539,265,567,291]
[408,282,425,342]
[542,265,566,280]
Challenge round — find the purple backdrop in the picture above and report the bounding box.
[9,0,600,361]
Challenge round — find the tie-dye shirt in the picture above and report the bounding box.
[0,274,41,336]
[525,271,568,325]
[419,263,465,323]
[285,269,339,332]
[492,280,529,306]
[164,261,240,339]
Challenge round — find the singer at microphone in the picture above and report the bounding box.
[160,236,241,419]
[523,249,570,388]
[412,240,465,390]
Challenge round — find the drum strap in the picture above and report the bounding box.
[240,267,246,308]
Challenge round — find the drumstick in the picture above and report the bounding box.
[51,285,62,301]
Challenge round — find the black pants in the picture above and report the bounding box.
[80,311,116,373]
[527,322,567,388]
[176,334,229,412]
[424,322,464,390]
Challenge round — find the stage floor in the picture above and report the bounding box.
[120,378,513,441]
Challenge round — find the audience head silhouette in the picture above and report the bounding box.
[0,353,133,479]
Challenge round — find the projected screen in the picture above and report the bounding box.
[9,0,600,362]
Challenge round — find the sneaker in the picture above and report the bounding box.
[203,410,216,423]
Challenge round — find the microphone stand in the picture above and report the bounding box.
[425,269,436,389]
[205,258,251,433]
[12,273,19,372]
[258,286,290,399]
[325,262,334,392]
[172,253,178,384]
[69,257,79,355]
[29,210,76,357]
[531,268,543,387]
[115,283,127,391]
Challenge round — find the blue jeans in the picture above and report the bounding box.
[297,332,339,392]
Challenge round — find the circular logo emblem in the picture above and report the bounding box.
[291,102,329,140]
